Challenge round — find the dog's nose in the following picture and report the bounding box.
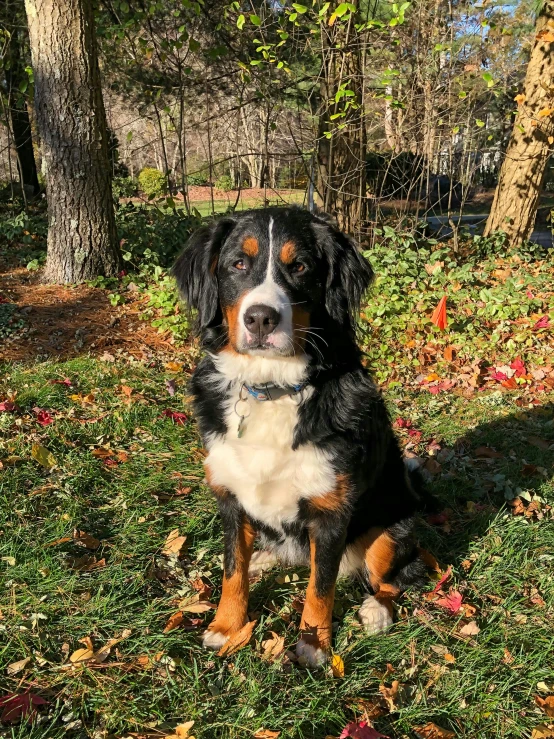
[243,304,281,338]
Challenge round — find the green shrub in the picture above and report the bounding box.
[113,176,138,200]
[215,174,234,192]
[138,168,167,198]
[186,172,209,186]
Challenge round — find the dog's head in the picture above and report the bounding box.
[173,207,373,358]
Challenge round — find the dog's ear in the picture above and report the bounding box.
[313,218,374,326]
[172,217,236,328]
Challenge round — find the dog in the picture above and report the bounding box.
[173,206,431,667]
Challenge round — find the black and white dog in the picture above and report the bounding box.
[173,207,430,667]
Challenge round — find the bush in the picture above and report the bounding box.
[113,176,138,200]
[186,172,209,186]
[215,174,234,192]
[138,168,167,198]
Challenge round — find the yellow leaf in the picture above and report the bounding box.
[444,652,456,663]
[531,726,554,739]
[163,528,187,556]
[514,93,526,105]
[165,361,184,372]
[31,443,57,469]
[176,722,195,739]
[548,136,554,144]
[7,657,31,675]
[328,12,337,25]
[253,730,280,739]
[217,620,257,657]
[69,647,95,663]
[331,653,345,678]
[538,108,554,118]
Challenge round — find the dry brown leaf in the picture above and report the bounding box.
[459,620,480,636]
[73,529,100,550]
[443,345,456,362]
[502,648,514,664]
[531,725,554,739]
[163,611,184,633]
[261,631,285,661]
[331,653,345,678]
[379,680,399,711]
[181,600,216,614]
[414,723,456,739]
[165,361,184,373]
[528,435,551,450]
[6,657,31,675]
[163,529,187,556]
[474,446,502,459]
[217,620,257,657]
[69,647,95,663]
[444,653,456,663]
[253,730,280,739]
[69,554,106,572]
[536,696,554,718]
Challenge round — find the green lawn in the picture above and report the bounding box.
[1,356,553,739]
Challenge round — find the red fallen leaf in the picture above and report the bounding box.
[33,408,54,426]
[161,409,188,425]
[526,289,535,299]
[490,370,507,382]
[50,378,73,387]
[394,418,412,429]
[533,315,550,330]
[510,357,526,377]
[501,377,518,389]
[430,296,448,330]
[0,691,48,723]
[432,565,452,594]
[118,270,127,278]
[436,589,463,614]
[407,428,422,441]
[427,379,455,394]
[0,401,18,412]
[340,721,388,739]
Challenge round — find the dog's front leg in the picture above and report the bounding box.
[296,526,345,667]
[203,496,255,651]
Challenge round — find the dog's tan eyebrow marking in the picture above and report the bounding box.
[280,240,296,264]
[242,237,259,257]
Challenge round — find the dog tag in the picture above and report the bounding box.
[237,416,246,438]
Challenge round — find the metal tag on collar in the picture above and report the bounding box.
[234,384,250,438]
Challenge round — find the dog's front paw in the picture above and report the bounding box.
[358,595,393,635]
[295,637,330,668]
[202,628,231,651]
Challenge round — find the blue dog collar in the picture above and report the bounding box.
[243,382,306,401]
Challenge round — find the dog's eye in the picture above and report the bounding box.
[233,260,247,271]
[290,261,305,274]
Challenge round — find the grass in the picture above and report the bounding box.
[1,356,553,739]
[186,191,306,217]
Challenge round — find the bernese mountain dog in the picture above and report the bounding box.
[173,206,431,668]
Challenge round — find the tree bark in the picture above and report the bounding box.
[4,14,41,197]
[484,1,554,243]
[24,0,120,283]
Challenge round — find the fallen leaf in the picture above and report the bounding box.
[165,362,184,372]
[69,554,106,572]
[69,647,95,663]
[435,590,463,614]
[163,611,185,633]
[253,730,280,739]
[432,565,452,594]
[443,345,456,362]
[33,408,54,426]
[414,723,455,739]
[51,377,72,387]
[502,648,514,664]
[261,631,285,661]
[31,443,57,469]
[379,680,399,712]
[331,653,345,678]
[531,725,554,739]
[536,696,554,718]
[430,296,447,331]
[217,620,257,657]
[180,600,216,614]
[340,721,388,739]
[443,653,456,663]
[0,691,48,723]
[161,409,188,425]
[162,529,187,556]
[528,435,551,450]
[0,401,18,412]
[73,529,100,550]
[474,446,502,459]
[6,657,31,676]
[459,620,480,636]
[166,379,177,396]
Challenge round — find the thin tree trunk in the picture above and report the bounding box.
[4,19,40,197]
[24,0,120,283]
[484,1,554,243]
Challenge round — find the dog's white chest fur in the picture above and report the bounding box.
[205,354,335,533]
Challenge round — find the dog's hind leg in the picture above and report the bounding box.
[359,521,426,635]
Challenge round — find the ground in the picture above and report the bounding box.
[1,233,554,739]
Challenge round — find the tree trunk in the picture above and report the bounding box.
[24,0,120,283]
[315,16,367,236]
[484,1,554,243]
[4,18,41,197]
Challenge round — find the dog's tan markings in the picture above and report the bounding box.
[308,474,349,513]
[204,461,229,499]
[364,528,400,615]
[206,518,256,640]
[223,291,249,351]
[242,237,259,257]
[299,539,335,650]
[280,240,296,264]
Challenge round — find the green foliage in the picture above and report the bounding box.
[185,172,209,186]
[138,167,167,198]
[112,176,138,200]
[215,174,234,192]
